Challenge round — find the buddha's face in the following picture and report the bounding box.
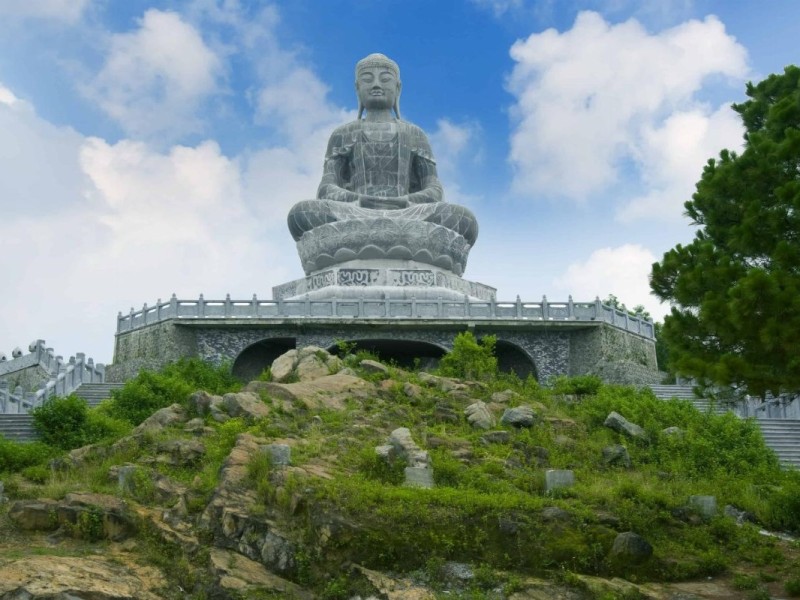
[356,65,400,112]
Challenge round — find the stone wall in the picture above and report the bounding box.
[109,318,658,385]
[569,325,660,385]
[0,364,51,393]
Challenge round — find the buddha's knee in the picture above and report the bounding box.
[425,204,478,245]
[287,200,339,241]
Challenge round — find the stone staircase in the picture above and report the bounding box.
[755,419,800,469]
[648,384,728,414]
[0,414,38,443]
[72,382,124,408]
[0,383,123,443]
[649,384,800,469]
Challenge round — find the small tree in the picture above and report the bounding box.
[438,332,498,380]
[31,394,90,450]
[651,66,800,396]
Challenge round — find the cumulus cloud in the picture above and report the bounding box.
[429,119,484,207]
[0,0,90,22]
[553,244,665,318]
[507,11,748,218]
[471,0,525,17]
[85,9,223,140]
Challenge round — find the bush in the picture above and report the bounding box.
[31,394,91,450]
[552,375,603,396]
[785,576,800,597]
[437,332,497,380]
[0,437,56,473]
[108,358,240,425]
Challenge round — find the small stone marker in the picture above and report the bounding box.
[688,495,717,519]
[610,531,653,564]
[404,466,434,489]
[602,444,632,468]
[545,469,574,493]
[117,465,139,494]
[263,444,291,467]
[385,427,434,488]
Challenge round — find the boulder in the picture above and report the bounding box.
[360,359,389,375]
[403,382,423,399]
[481,430,511,444]
[0,555,166,600]
[262,443,291,467]
[188,390,222,415]
[432,402,460,423]
[603,411,647,440]
[132,404,187,435]
[491,389,520,404]
[688,495,717,519]
[209,548,314,599]
[223,391,270,420]
[156,439,206,466]
[271,349,297,382]
[464,401,495,430]
[610,531,653,564]
[295,352,331,382]
[501,405,537,428]
[602,444,632,468]
[387,427,433,488]
[271,346,343,383]
[246,374,373,411]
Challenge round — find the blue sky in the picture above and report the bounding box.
[0,0,797,364]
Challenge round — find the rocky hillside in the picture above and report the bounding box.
[1,343,799,599]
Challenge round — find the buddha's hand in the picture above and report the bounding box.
[358,196,411,210]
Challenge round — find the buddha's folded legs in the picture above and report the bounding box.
[288,199,478,245]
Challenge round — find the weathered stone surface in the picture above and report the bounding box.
[433,402,459,423]
[263,443,291,467]
[156,439,206,466]
[223,391,270,420]
[501,405,537,428]
[540,506,572,522]
[360,359,389,375]
[353,564,437,600]
[491,389,520,404]
[404,466,434,489]
[403,382,423,399]
[0,555,166,600]
[610,531,653,564]
[603,411,646,440]
[295,352,331,382]
[209,548,314,599]
[132,403,187,435]
[271,349,297,382]
[481,430,511,444]
[188,390,222,416]
[688,495,717,519]
[247,373,373,411]
[464,401,495,430]
[545,469,574,493]
[602,444,632,468]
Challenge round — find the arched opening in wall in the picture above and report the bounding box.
[495,340,537,380]
[329,339,446,370]
[232,338,296,381]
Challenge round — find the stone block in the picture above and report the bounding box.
[464,401,495,430]
[604,411,647,440]
[610,531,653,564]
[545,469,574,493]
[500,405,537,428]
[359,359,389,375]
[263,444,291,467]
[602,444,632,468]
[404,466,434,489]
[688,495,717,519]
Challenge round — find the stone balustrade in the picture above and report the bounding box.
[0,343,105,414]
[116,293,655,339]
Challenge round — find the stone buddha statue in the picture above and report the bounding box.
[286,53,479,278]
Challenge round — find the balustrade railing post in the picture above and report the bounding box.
[624,311,630,332]
[411,296,417,318]
[225,294,232,317]
[142,303,149,325]
[331,297,337,317]
[438,295,443,318]
[516,295,522,318]
[568,295,574,319]
[251,294,258,317]
[305,294,311,317]
[169,293,178,318]
[198,294,205,318]
[490,297,496,318]
[542,295,549,320]
[594,296,602,321]
[156,298,162,322]
[358,297,363,317]
[384,296,390,318]
[464,294,470,317]
[128,307,135,330]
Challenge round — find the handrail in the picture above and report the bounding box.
[0,343,105,415]
[117,293,655,339]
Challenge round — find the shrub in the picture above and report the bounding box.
[108,358,240,425]
[552,375,603,396]
[438,332,498,380]
[0,437,56,473]
[785,576,800,597]
[31,394,90,450]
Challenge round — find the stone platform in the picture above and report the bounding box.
[272,260,496,302]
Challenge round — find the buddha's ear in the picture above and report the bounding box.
[394,81,402,119]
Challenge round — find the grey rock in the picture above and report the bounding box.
[724,504,756,524]
[403,382,422,399]
[688,495,717,519]
[500,405,537,428]
[602,444,632,468]
[359,359,389,375]
[481,430,511,444]
[223,392,270,420]
[388,427,428,468]
[610,531,653,564]
[132,404,186,435]
[115,464,139,495]
[491,389,520,404]
[541,506,572,522]
[662,426,684,437]
[263,444,291,467]
[433,403,459,423]
[440,561,474,583]
[271,350,297,383]
[157,439,206,466]
[374,444,395,462]
[604,411,647,440]
[545,469,574,493]
[188,390,222,416]
[295,353,330,382]
[464,401,495,430]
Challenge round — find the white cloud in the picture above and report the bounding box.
[85,9,223,140]
[429,118,484,207]
[507,11,748,216]
[471,0,525,17]
[0,0,90,22]
[553,244,666,318]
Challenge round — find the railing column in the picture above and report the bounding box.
[169,293,178,318]
[568,295,574,319]
[411,296,417,318]
[438,296,443,318]
[225,294,232,317]
[0,380,7,413]
[490,297,496,318]
[331,297,337,317]
[358,297,364,317]
[198,294,205,318]
[594,296,602,320]
[542,295,549,320]
[516,295,522,318]
[464,294,470,317]
[251,294,258,317]
[305,294,311,317]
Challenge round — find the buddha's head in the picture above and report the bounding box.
[355,53,401,119]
